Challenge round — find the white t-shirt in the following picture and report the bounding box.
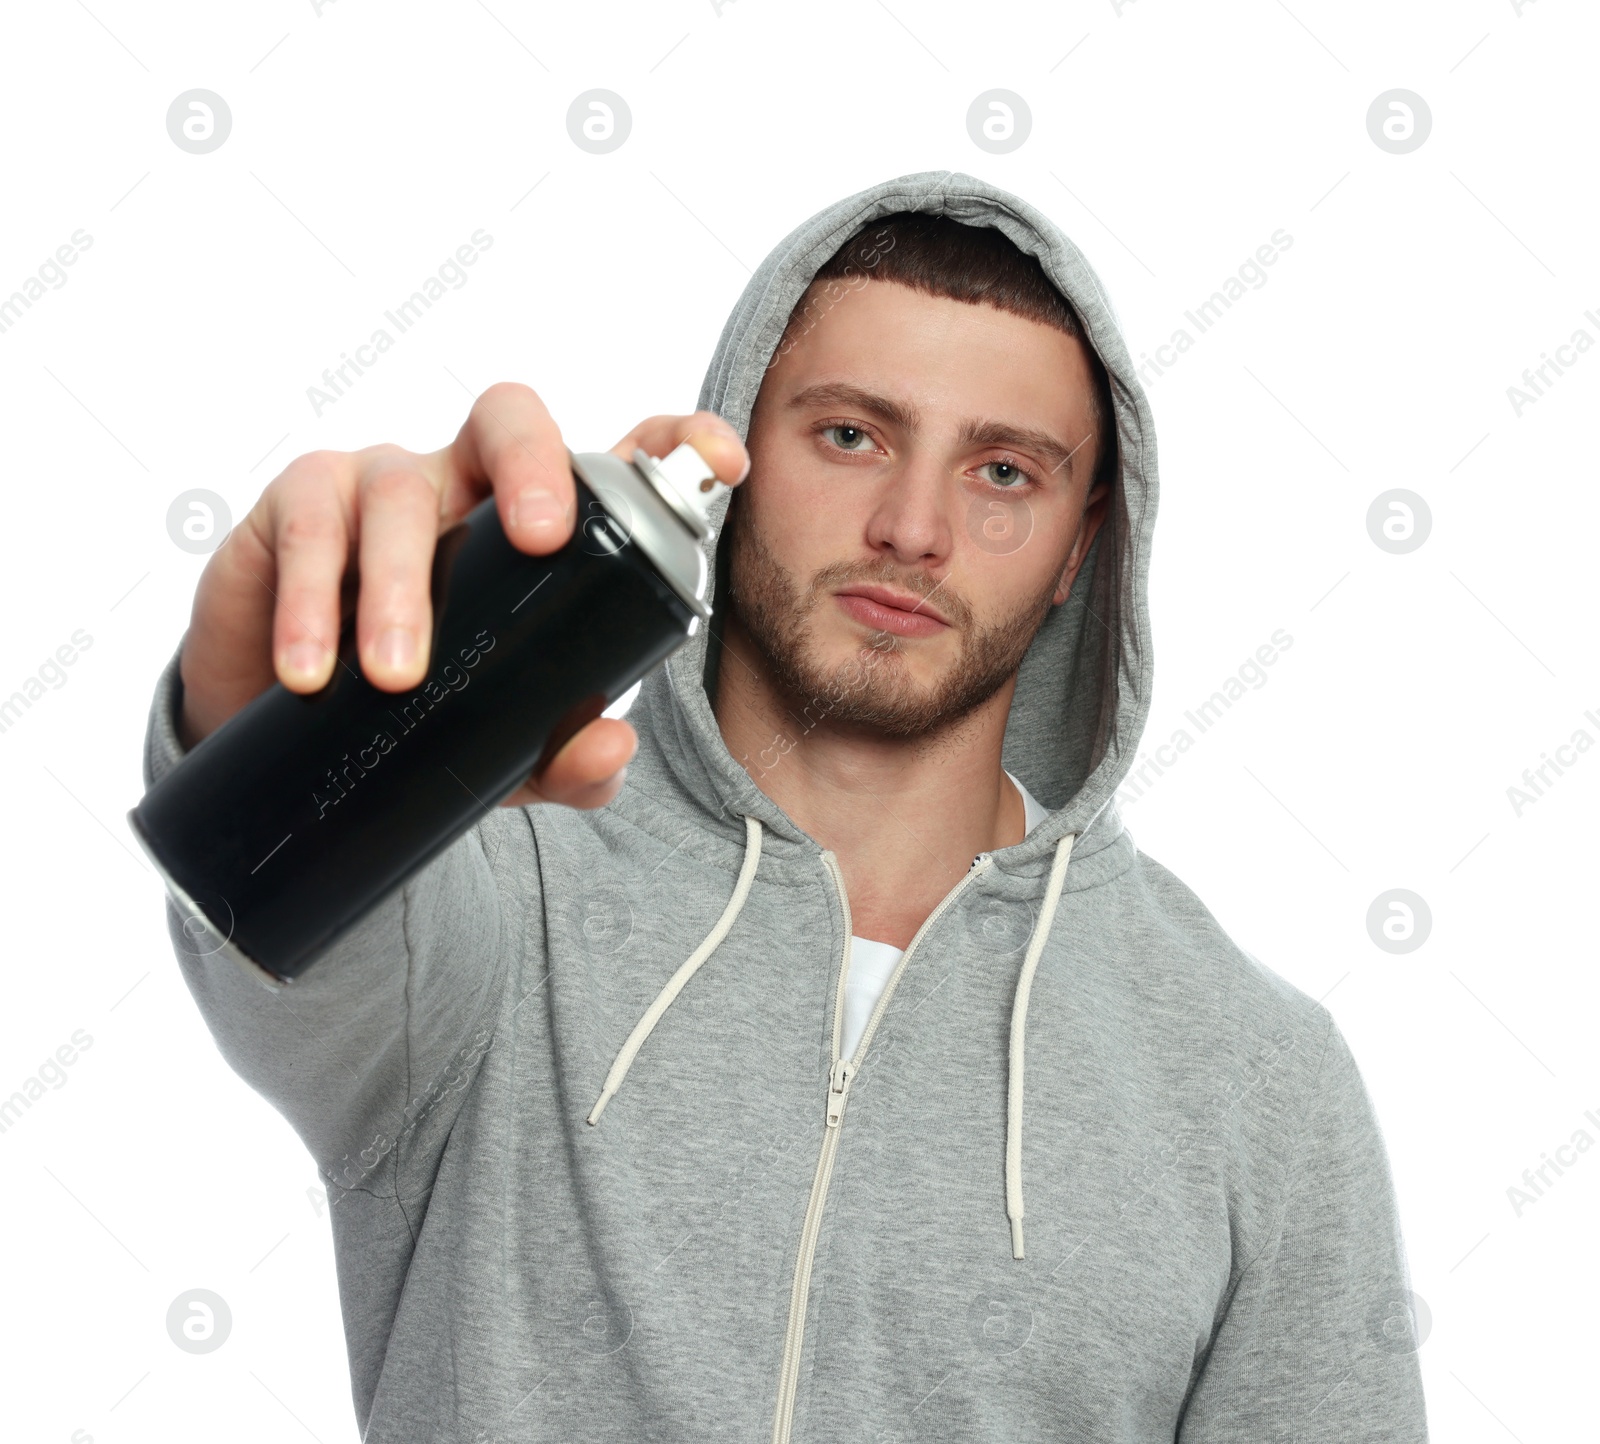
[839,771,1050,1063]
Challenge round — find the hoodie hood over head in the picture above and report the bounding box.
[627,169,1158,871]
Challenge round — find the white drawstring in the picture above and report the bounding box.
[587,814,764,1125]
[1005,831,1077,1260]
[589,811,1077,1263]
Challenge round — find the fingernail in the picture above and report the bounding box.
[376,626,415,670]
[511,489,566,532]
[282,641,325,681]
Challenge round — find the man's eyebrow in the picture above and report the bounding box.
[786,382,921,434]
[787,382,1093,481]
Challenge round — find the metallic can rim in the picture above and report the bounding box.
[126,808,289,992]
[568,450,711,621]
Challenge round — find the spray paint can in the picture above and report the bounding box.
[130,443,726,987]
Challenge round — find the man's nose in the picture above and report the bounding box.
[862,449,955,565]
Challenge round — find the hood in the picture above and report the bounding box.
[627,169,1159,868]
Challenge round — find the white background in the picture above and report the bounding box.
[1,0,1593,1439]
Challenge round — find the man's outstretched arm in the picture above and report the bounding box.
[141,387,748,1181]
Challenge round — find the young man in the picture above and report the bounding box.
[146,173,1428,1442]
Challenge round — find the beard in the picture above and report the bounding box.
[724,491,1059,740]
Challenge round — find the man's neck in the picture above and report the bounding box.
[712,613,1025,950]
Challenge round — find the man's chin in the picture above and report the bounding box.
[777,634,971,736]
[814,627,949,687]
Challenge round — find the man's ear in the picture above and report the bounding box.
[1052,481,1111,606]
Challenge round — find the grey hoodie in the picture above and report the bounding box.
[142,172,1428,1443]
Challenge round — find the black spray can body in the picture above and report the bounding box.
[130,444,727,988]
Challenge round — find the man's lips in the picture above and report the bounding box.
[833,584,951,638]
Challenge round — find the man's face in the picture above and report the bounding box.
[726,278,1109,738]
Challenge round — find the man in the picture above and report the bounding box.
[145,173,1428,1442]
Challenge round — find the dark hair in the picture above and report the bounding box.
[791,212,1117,492]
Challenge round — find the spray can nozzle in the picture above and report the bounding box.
[633,442,730,540]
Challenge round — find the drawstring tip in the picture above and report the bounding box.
[1009,1217,1025,1260]
[587,1088,614,1126]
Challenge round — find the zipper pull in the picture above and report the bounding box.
[826,1057,856,1127]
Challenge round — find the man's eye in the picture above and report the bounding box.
[824,425,873,451]
[978,460,1030,488]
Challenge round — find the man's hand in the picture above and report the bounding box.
[178,383,748,811]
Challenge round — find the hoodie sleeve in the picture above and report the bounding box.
[142,642,514,1188]
[1177,1012,1430,1443]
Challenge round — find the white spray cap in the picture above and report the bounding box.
[633,442,731,539]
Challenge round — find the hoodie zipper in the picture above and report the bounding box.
[770,849,996,1444]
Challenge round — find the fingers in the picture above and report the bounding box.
[353,450,443,690]
[178,509,291,743]
[609,410,750,488]
[179,388,736,752]
[500,717,637,810]
[436,382,576,557]
[266,453,357,694]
